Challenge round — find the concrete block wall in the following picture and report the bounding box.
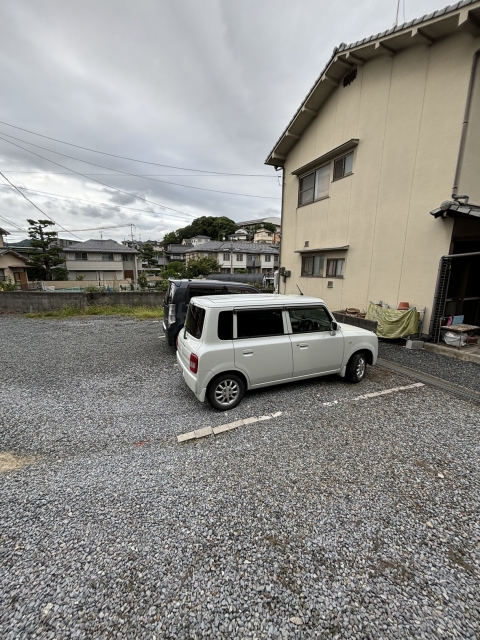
[0,292,165,314]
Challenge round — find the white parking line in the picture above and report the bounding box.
[177,412,283,443]
[352,382,424,401]
[177,383,426,444]
[321,382,425,406]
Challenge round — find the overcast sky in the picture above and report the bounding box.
[0,0,448,244]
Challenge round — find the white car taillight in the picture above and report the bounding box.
[167,304,176,326]
[189,353,198,374]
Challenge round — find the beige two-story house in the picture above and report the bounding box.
[63,239,141,282]
[266,1,480,339]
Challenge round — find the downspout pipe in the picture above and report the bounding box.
[452,49,480,199]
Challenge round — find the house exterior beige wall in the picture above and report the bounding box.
[280,30,480,330]
[0,253,28,283]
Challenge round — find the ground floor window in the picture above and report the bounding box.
[0,268,5,281]
[326,258,345,277]
[301,254,324,276]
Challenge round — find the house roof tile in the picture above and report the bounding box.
[265,0,480,166]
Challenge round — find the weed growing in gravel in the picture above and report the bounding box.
[26,305,163,320]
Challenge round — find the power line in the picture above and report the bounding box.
[0,130,281,200]
[0,171,83,240]
[0,184,194,224]
[0,134,200,220]
[0,213,27,232]
[0,171,276,178]
[0,119,277,177]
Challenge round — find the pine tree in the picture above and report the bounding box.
[27,220,65,281]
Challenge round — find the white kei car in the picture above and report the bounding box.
[176,294,378,411]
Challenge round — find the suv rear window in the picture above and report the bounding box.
[236,309,284,339]
[185,304,205,339]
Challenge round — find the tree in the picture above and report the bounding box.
[140,243,158,267]
[162,216,237,245]
[27,219,65,281]
[137,272,149,290]
[186,256,220,278]
[263,222,277,233]
[52,267,69,281]
[162,261,187,279]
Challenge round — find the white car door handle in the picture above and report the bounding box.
[297,343,308,349]
[242,349,254,355]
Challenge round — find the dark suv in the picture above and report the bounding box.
[162,279,259,346]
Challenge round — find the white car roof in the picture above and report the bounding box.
[190,294,325,308]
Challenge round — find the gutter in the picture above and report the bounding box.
[452,48,480,199]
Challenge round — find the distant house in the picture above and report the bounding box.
[185,240,279,275]
[181,235,211,247]
[253,227,281,245]
[63,239,141,283]
[240,217,281,233]
[227,228,249,242]
[0,228,30,289]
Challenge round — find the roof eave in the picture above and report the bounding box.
[265,1,480,167]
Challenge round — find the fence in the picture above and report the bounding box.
[0,291,165,314]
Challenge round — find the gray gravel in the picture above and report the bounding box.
[0,315,479,639]
[379,341,480,393]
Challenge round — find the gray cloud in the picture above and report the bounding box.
[0,0,447,243]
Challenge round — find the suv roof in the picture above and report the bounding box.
[168,279,255,287]
[191,294,324,308]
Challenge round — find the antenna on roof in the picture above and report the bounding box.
[393,0,400,27]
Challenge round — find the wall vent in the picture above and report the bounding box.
[343,68,357,87]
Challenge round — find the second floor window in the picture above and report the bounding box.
[236,253,243,262]
[223,253,230,261]
[123,254,133,261]
[75,252,88,261]
[102,253,114,262]
[299,163,330,206]
[333,152,354,180]
[264,254,271,262]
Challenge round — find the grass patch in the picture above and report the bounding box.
[26,304,164,320]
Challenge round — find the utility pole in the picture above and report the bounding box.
[230,240,234,274]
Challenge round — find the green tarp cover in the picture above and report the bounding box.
[366,302,420,339]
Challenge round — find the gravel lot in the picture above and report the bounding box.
[379,341,480,392]
[0,315,479,639]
